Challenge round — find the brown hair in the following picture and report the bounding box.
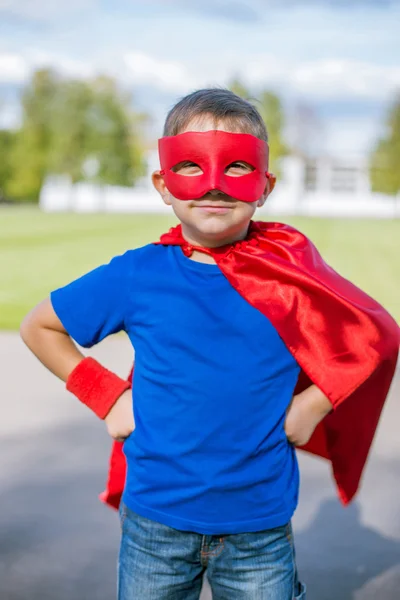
[163,88,268,142]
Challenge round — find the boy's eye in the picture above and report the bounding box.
[172,161,203,175]
[225,161,254,176]
[170,161,254,176]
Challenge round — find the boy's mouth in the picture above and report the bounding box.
[195,205,233,214]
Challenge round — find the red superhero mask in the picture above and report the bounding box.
[158,130,270,203]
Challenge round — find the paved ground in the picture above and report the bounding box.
[0,333,399,600]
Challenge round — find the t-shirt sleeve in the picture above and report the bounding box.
[50,253,131,348]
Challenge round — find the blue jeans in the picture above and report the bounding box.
[118,502,306,600]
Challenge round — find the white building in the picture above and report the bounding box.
[40,151,400,218]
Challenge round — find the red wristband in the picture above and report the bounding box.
[66,357,131,419]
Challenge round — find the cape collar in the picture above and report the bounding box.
[157,220,262,258]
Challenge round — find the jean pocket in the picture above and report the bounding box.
[294,581,306,599]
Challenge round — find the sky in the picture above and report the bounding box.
[0,0,399,156]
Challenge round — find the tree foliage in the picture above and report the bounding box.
[228,78,289,177]
[6,69,57,202]
[4,69,147,202]
[0,130,15,201]
[369,96,400,196]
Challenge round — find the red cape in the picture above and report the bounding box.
[100,221,399,510]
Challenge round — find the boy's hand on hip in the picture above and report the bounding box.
[284,384,332,447]
[104,389,135,442]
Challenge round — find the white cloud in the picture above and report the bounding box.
[291,59,400,100]
[123,52,199,92]
[30,51,95,79]
[0,53,29,83]
[1,48,399,106]
[237,55,400,101]
[0,50,96,84]
[121,52,400,102]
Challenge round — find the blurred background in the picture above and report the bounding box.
[0,1,399,599]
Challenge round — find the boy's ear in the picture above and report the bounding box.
[257,173,276,207]
[152,170,172,206]
[266,173,276,195]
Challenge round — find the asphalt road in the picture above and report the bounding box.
[1,334,399,600]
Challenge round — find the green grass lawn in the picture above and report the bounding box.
[1,206,399,330]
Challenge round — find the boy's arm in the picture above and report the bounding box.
[20,297,84,381]
[285,384,332,447]
[20,297,134,440]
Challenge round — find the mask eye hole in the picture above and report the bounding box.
[172,161,203,176]
[225,161,255,177]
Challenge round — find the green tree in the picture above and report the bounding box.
[8,69,59,202]
[50,76,146,186]
[370,96,400,195]
[0,130,15,201]
[228,78,289,177]
[48,78,93,183]
[229,77,251,101]
[7,69,147,202]
[257,90,289,177]
[85,76,145,186]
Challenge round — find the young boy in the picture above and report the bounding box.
[20,88,398,600]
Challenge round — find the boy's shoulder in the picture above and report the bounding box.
[119,242,164,260]
[109,242,169,275]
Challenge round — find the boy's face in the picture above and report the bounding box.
[152,116,276,247]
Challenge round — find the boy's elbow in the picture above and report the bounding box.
[20,297,61,347]
[19,317,28,342]
[20,309,40,347]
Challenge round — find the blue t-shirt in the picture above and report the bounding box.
[51,243,301,534]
